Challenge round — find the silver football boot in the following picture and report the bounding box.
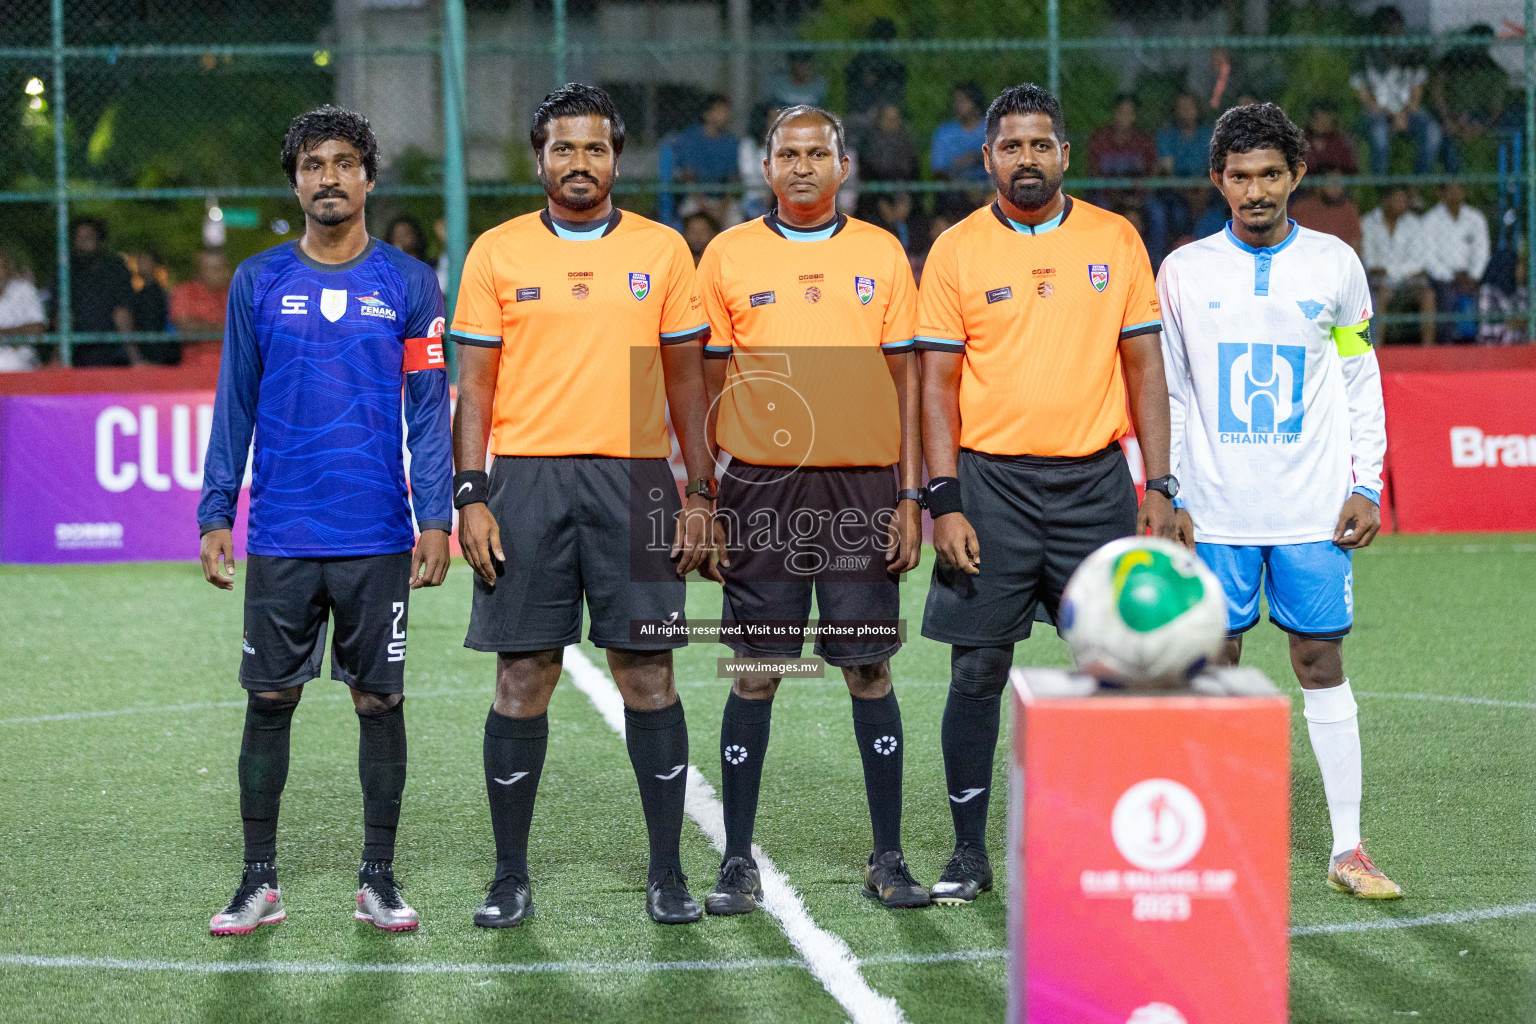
[209,874,286,936]
[355,864,419,932]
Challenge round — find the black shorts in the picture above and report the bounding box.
[240,551,412,694]
[465,455,687,653]
[718,461,901,668]
[921,443,1137,647]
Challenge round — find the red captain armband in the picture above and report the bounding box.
[403,316,447,372]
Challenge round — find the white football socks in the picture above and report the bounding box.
[1301,679,1363,859]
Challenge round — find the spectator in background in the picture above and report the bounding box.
[854,102,924,252]
[675,93,741,227]
[1156,93,1213,178]
[126,247,177,366]
[930,81,989,184]
[767,51,827,110]
[385,215,430,262]
[0,246,45,372]
[170,249,231,339]
[66,217,137,367]
[682,211,720,266]
[1421,180,1490,342]
[844,18,907,117]
[1361,185,1435,345]
[1290,176,1364,254]
[738,101,780,221]
[1303,102,1361,176]
[1089,93,1167,262]
[1430,24,1509,174]
[1350,5,1441,175]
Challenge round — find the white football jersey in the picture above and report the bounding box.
[1157,223,1386,545]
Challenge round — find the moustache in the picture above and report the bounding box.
[312,190,348,201]
[1242,202,1275,211]
[562,174,598,186]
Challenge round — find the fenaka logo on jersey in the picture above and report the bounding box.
[855,276,876,305]
[1217,341,1305,442]
[1089,264,1110,292]
[320,288,347,322]
[629,273,650,301]
[358,294,397,321]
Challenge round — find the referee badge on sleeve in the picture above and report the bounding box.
[1088,264,1110,293]
[855,276,876,305]
[629,273,650,301]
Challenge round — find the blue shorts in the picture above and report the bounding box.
[1195,541,1353,640]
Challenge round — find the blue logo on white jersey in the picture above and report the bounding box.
[1218,342,1305,440]
[1295,299,1324,320]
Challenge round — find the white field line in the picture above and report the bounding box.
[1359,543,1536,556]
[0,948,1006,977]
[562,646,908,1024]
[1289,902,1536,937]
[1355,691,1536,711]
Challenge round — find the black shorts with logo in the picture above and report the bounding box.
[718,461,901,668]
[465,455,687,653]
[240,551,413,694]
[922,442,1137,647]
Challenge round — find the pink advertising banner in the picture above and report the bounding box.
[0,391,249,564]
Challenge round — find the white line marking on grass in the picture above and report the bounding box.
[562,645,909,1024]
[1356,692,1536,711]
[1358,543,1536,556]
[1290,902,1536,937]
[0,948,1009,977]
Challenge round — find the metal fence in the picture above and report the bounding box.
[2,0,1532,366]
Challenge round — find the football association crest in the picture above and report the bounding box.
[629,273,650,301]
[320,288,347,322]
[855,276,876,305]
[1088,264,1110,293]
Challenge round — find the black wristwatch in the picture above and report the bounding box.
[1144,474,1179,499]
[684,476,719,501]
[896,488,927,509]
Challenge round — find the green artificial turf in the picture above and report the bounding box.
[1,533,1531,1022]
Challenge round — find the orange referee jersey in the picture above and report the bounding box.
[916,196,1161,457]
[450,209,709,458]
[699,213,915,467]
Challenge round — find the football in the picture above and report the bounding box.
[1059,537,1229,687]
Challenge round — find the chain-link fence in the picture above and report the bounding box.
[2,0,1531,366]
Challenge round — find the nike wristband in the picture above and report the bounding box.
[925,476,963,518]
[453,470,491,509]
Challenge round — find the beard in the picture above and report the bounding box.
[308,192,351,227]
[996,165,1062,212]
[1239,202,1283,229]
[541,169,613,212]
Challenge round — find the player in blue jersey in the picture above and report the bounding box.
[197,106,453,935]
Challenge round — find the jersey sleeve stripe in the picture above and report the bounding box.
[660,323,711,344]
[914,335,966,351]
[703,343,733,360]
[880,338,917,352]
[1118,320,1162,339]
[451,328,502,347]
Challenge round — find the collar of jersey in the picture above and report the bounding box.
[991,196,1072,235]
[764,211,846,241]
[541,208,622,240]
[1223,219,1299,256]
[290,237,377,273]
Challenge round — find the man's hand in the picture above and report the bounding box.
[671,495,714,578]
[410,529,451,589]
[200,529,237,590]
[458,503,504,586]
[1333,493,1382,550]
[702,512,730,585]
[1173,508,1197,550]
[885,499,922,574]
[933,513,980,575]
[1137,490,1177,539]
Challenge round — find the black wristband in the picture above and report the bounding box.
[453,470,490,509]
[925,476,963,518]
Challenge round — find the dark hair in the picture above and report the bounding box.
[530,82,626,157]
[702,92,731,112]
[1209,102,1307,176]
[765,104,847,161]
[385,214,428,258]
[955,80,986,113]
[71,217,108,243]
[984,83,1065,145]
[682,210,721,233]
[281,104,378,187]
[1370,4,1405,32]
[1114,92,1137,108]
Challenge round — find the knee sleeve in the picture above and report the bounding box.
[949,644,1014,701]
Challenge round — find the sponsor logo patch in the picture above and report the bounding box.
[357,294,397,320]
[1217,342,1306,438]
[985,286,1012,304]
[750,291,776,307]
[804,286,821,303]
[1037,281,1055,298]
[516,287,540,302]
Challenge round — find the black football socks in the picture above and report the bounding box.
[941,644,1014,849]
[483,708,548,882]
[238,692,298,869]
[357,698,408,864]
[719,690,774,861]
[850,689,905,856]
[624,700,689,884]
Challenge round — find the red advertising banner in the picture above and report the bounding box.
[1009,680,1290,1024]
[1381,370,1536,533]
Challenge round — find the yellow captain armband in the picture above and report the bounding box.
[1331,319,1373,357]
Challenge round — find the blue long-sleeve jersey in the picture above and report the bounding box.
[197,238,453,557]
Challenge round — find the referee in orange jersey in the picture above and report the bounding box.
[917,84,1177,905]
[450,85,716,928]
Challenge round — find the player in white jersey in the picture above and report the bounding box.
[1158,103,1401,899]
